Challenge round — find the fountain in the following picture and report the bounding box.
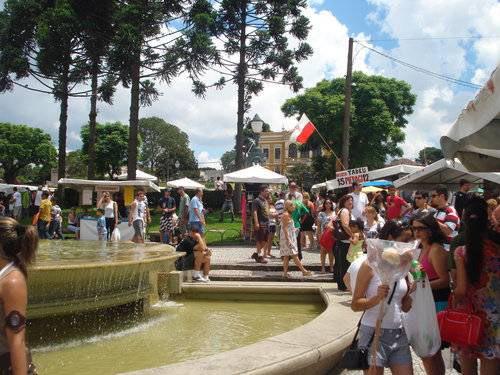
[28,241,180,318]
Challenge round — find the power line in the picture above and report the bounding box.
[357,35,500,43]
[355,41,482,90]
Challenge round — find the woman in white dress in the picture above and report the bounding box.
[280,200,312,279]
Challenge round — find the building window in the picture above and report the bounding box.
[262,148,269,159]
[300,147,309,159]
[288,144,297,158]
[312,148,321,157]
[274,147,281,161]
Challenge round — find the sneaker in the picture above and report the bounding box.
[251,252,259,262]
[257,256,268,264]
[193,274,208,282]
[204,276,211,282]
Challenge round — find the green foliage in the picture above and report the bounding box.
[416,146,443,165]
[81,122,130,179]
[66,150,88,179]
[220,150,236,172]
[139,117,199,180]
[282,72,417,179]
[0,123,57,183]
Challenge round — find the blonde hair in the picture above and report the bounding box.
[303,192,310,200]
[365,206,377,217]
[486,198,498,210]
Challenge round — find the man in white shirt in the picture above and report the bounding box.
[34,186,43,212]
[10,187,22,220]
[349,181,369,220]
[287,181,303,201]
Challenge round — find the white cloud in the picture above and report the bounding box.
[197,151,221,170]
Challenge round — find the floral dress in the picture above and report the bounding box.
[455,236,499,360]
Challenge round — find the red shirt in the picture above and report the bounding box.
[386,195,407,220]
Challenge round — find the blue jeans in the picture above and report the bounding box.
[188,221,205,235]
[37,219,50,239]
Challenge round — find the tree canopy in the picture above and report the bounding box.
[0,123,57,184]
[282,71,417,178]
[139,117,199,180]
[80,122,130,179]
[416,146,443,165]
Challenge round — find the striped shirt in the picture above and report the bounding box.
[434,205,460,249]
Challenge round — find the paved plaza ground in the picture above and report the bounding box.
[204,244,459,375]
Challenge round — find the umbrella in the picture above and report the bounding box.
[362,180,393,187]
[362,186,384,193]
[166,177,205,190]
[440,65,500,172]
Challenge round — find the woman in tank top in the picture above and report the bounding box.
[351,255,413,374]
[97,191,118,241]
[410,213,449,375]
[0,217,38,373]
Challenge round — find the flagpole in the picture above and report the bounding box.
[312,124,346,171]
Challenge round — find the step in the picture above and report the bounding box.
[210,263,325,272]
[206,269,334,283]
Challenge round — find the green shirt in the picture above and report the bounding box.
[291,199,308,228]
[178,194,190,219]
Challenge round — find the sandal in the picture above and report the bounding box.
[302,271,312,277]
[283,272,290,279]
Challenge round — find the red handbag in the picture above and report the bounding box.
[437,295,483,347]
[319,227,335,250]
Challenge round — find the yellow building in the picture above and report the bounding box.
[257,130,321,174]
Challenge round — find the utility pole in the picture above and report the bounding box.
[341,37,354,169]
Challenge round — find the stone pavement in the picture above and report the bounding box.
[208,244,333,282]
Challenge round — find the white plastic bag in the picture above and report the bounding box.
[403,277,441,357]
[111,227,121,242]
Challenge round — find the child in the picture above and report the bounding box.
[96,208,107,241]
[49,198,64,240]
[346,219,365,263]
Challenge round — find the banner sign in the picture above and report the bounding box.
[335,167,369,188]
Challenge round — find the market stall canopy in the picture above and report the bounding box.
[223,165,288,184]
[393,159,500,190]
[325,165,421,190]
[0,183,38,194]
[117,169,158,182]
[166,177,205,190]
[58,178,161,192]
[311,182,327,191]
[440,65,500,172]
[362,186,384,193]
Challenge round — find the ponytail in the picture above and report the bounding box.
[0,217,38,277]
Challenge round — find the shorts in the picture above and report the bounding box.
[358,325,412,368]
[269,224,276,234]
[133,220,144,238]
[12,206,21,218]
[160,214,174,232]
[188,221,205,235]
[254,223,269,242]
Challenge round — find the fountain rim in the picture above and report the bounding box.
[30,243,181,271]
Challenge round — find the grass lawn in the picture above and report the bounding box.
[149,210,244,245]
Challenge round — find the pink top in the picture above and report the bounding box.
[420,248,439,280]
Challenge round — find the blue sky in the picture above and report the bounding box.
[0,0,497,169]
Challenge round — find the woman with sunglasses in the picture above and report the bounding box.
[411,191,435,217]
[411,213,449,375]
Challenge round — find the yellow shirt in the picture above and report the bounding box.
[39,199,52,222]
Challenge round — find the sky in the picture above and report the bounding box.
[0,0,498,170]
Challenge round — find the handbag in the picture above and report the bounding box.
[319,227,335,250]
[339,316,372,370]
[333,209,350,241]
[437,294,483,347]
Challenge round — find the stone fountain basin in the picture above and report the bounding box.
[28,241,180,319]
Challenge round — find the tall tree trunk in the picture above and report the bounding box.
[4,166,18,184]
[127,59,140,180]
[234,1,247,213]
[87,60,99,180]
[58,64,70,180]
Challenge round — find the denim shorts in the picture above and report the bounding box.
[188,221,205,235]
[358,325,412,368]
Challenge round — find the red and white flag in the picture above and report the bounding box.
[290,113,316,144]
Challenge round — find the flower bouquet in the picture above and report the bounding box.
[365,238,420,370]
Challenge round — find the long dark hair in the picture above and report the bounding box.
[0,217,38,276]
[463,196,488,285]
[337,194,352,211]
[411,213,446,245]
[378,220,403,240]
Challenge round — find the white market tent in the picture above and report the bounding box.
[393,159,500,191]
[325,164,422,190]
[166,177,205,190]
[117,169,158,182]
[311,182,327,191]
[58,178,161,192]
[223,165,288,184]
[440,65,500,172]
[0,183,38,194]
